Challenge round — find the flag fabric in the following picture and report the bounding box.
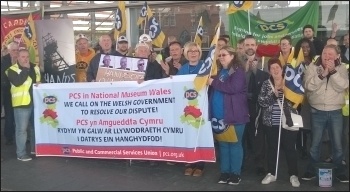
[226,1,253,15]
[147,5,165,48]
[137,1,148,26]
[21,13,38,65]
[194,16,203,47]
[327,4,338,22]
[193,17,221,91]
[114,1,127,40]
[284,48,306,108]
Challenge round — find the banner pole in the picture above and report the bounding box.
[193,17,201,43]
[275,91,285,180]
[248,10,251,34]
[143,15,147,34]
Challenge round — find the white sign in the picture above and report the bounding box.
[33,75,215,163]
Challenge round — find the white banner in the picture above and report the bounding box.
[33,75,215,163]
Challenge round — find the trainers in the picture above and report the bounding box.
[336,175,349,183]
[290,175,300,187]
[301,172,316,180]
[228,174,241,185]
[262,173,276,184]
[17,155,32,161]
[218,173,230,184]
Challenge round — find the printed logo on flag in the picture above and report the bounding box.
[24,23,33,40]
[196,26,204,40]
[148,16,161,39]
[115,8,122,30]
[140,6,147,17]
[285,63,306,94]
[40,94,59,128]
[232,1,245,8]
[197,46,215,76]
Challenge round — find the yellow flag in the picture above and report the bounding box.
[147,5,165,48]
[21,13,38,65]
[137,1,148,26]
[114,1,127,40]
[226,1,253,15]
[194,16,203,47]
[193,17,221,91]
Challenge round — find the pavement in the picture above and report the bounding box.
[1,119,349,191]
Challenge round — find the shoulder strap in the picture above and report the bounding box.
[268,79,284,110]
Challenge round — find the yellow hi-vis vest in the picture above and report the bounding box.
[342,64,349,116]
[5,64,41,107]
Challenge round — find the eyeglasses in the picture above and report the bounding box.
[218,54,229,57]
[138,63,144,66]
[188,50,199,53]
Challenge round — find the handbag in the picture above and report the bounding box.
[268,80,303,131]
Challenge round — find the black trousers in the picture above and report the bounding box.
[2,90,15,141]
[266,125,298,176]
[254,122,268,169]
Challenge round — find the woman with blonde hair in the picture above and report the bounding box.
[176,41,205,176]
[207,46,249,185]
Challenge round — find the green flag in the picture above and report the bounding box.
[229,1,319,46]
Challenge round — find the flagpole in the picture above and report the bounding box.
[194,16,221,152]
[194,17,201,43]
[248,10,251,34]
[143,15,147,34]
[275,85,286,180]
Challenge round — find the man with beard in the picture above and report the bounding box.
[116,36,132,56]
[87,34,122,82]
[241,35,269,176]
[302,24,324,55]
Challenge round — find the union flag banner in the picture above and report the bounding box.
[1,11,41,65]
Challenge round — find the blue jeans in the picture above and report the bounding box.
[306,107,346,175]
[218,124,245,175]
[13,105,34,158]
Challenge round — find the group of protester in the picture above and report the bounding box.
[1,22,349,187]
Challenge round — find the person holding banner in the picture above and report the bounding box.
[160,41,188,77]
[5,49,41,161]
[87,34,122,82]
[134,42,163,81]
[258,58,300,187]
[75,34,95,82]
[207,46,249,185]
[175,42,206,176]
[302,44,349,183]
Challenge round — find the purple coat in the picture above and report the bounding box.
[209,67,249,125]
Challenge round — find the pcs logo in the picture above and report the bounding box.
[184,89,198,100]
[257,22,289,33]
[62,146,71,154]
[43,95,57,105]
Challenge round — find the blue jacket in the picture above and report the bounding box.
[209,67,249,125]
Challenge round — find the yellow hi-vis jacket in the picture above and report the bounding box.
[342,64,349,116]
[5,64,41,107]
